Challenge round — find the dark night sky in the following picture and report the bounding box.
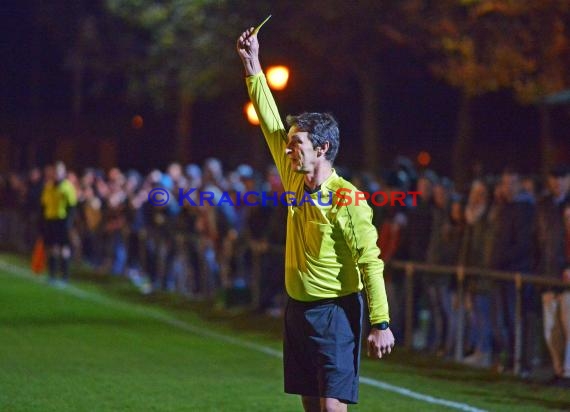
[1,1,568,177]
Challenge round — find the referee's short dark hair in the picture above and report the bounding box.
[286,112,340,163]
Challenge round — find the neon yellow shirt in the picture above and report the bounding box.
[41,179,77,220]
[246,73,389,324]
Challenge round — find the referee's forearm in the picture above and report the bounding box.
[362,265,390,324]
[246,73,290,182]
[243,58,262,77]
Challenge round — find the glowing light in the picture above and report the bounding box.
[244,102,259,125]
[132,115,144,129]
[266,66,289,91]
[417,151,431,167]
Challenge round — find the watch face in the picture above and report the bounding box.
[375,322,389,330]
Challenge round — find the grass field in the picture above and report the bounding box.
[1,253,570,411]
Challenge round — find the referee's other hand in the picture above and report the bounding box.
[367,328,395,359]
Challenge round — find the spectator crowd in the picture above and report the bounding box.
[0,157,569,382]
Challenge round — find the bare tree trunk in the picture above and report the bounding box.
[27,140,38,168]
[176,93,193,164]
[0,136,11,173]
[71,54,84,117]
[452,93,473,193]
[539,104,554,177]
[30,14,42,112]
[358,68,381,173]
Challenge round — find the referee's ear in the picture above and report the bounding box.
[316,142,330,158]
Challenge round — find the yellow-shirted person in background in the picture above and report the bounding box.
[237,27,394,412]
[41,161,77,284]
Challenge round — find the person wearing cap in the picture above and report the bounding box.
[237,28,393,411]
[536,165,570,383]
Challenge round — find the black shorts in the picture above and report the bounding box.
[284,292,363,404]
[43,219,70,247]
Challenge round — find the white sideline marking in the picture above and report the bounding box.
[0,260,486,412]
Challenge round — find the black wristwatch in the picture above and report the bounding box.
[373,321,390,331]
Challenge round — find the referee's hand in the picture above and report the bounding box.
[367,328,395,359]
[236,28,259,61]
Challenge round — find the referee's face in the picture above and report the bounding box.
[285,126,319,174]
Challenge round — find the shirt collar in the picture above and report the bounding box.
[304,169,337,194]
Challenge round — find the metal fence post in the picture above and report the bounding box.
[514,272,522,376]
[199,247,209,298]
[405,263,414,349]
[250,247,262,310]
[454,265,466,362]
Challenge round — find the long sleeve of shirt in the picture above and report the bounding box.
[338,199,390,324]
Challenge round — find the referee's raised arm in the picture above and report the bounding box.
[236,27,293,189]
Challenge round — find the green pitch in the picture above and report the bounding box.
[0,255,569,411]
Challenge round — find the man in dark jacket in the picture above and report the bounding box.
[536,166,570,381]
[490,168,536,373]
[491,169,536,273]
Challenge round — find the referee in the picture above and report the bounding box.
[40,161,77,284]
[237,28,394,412]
